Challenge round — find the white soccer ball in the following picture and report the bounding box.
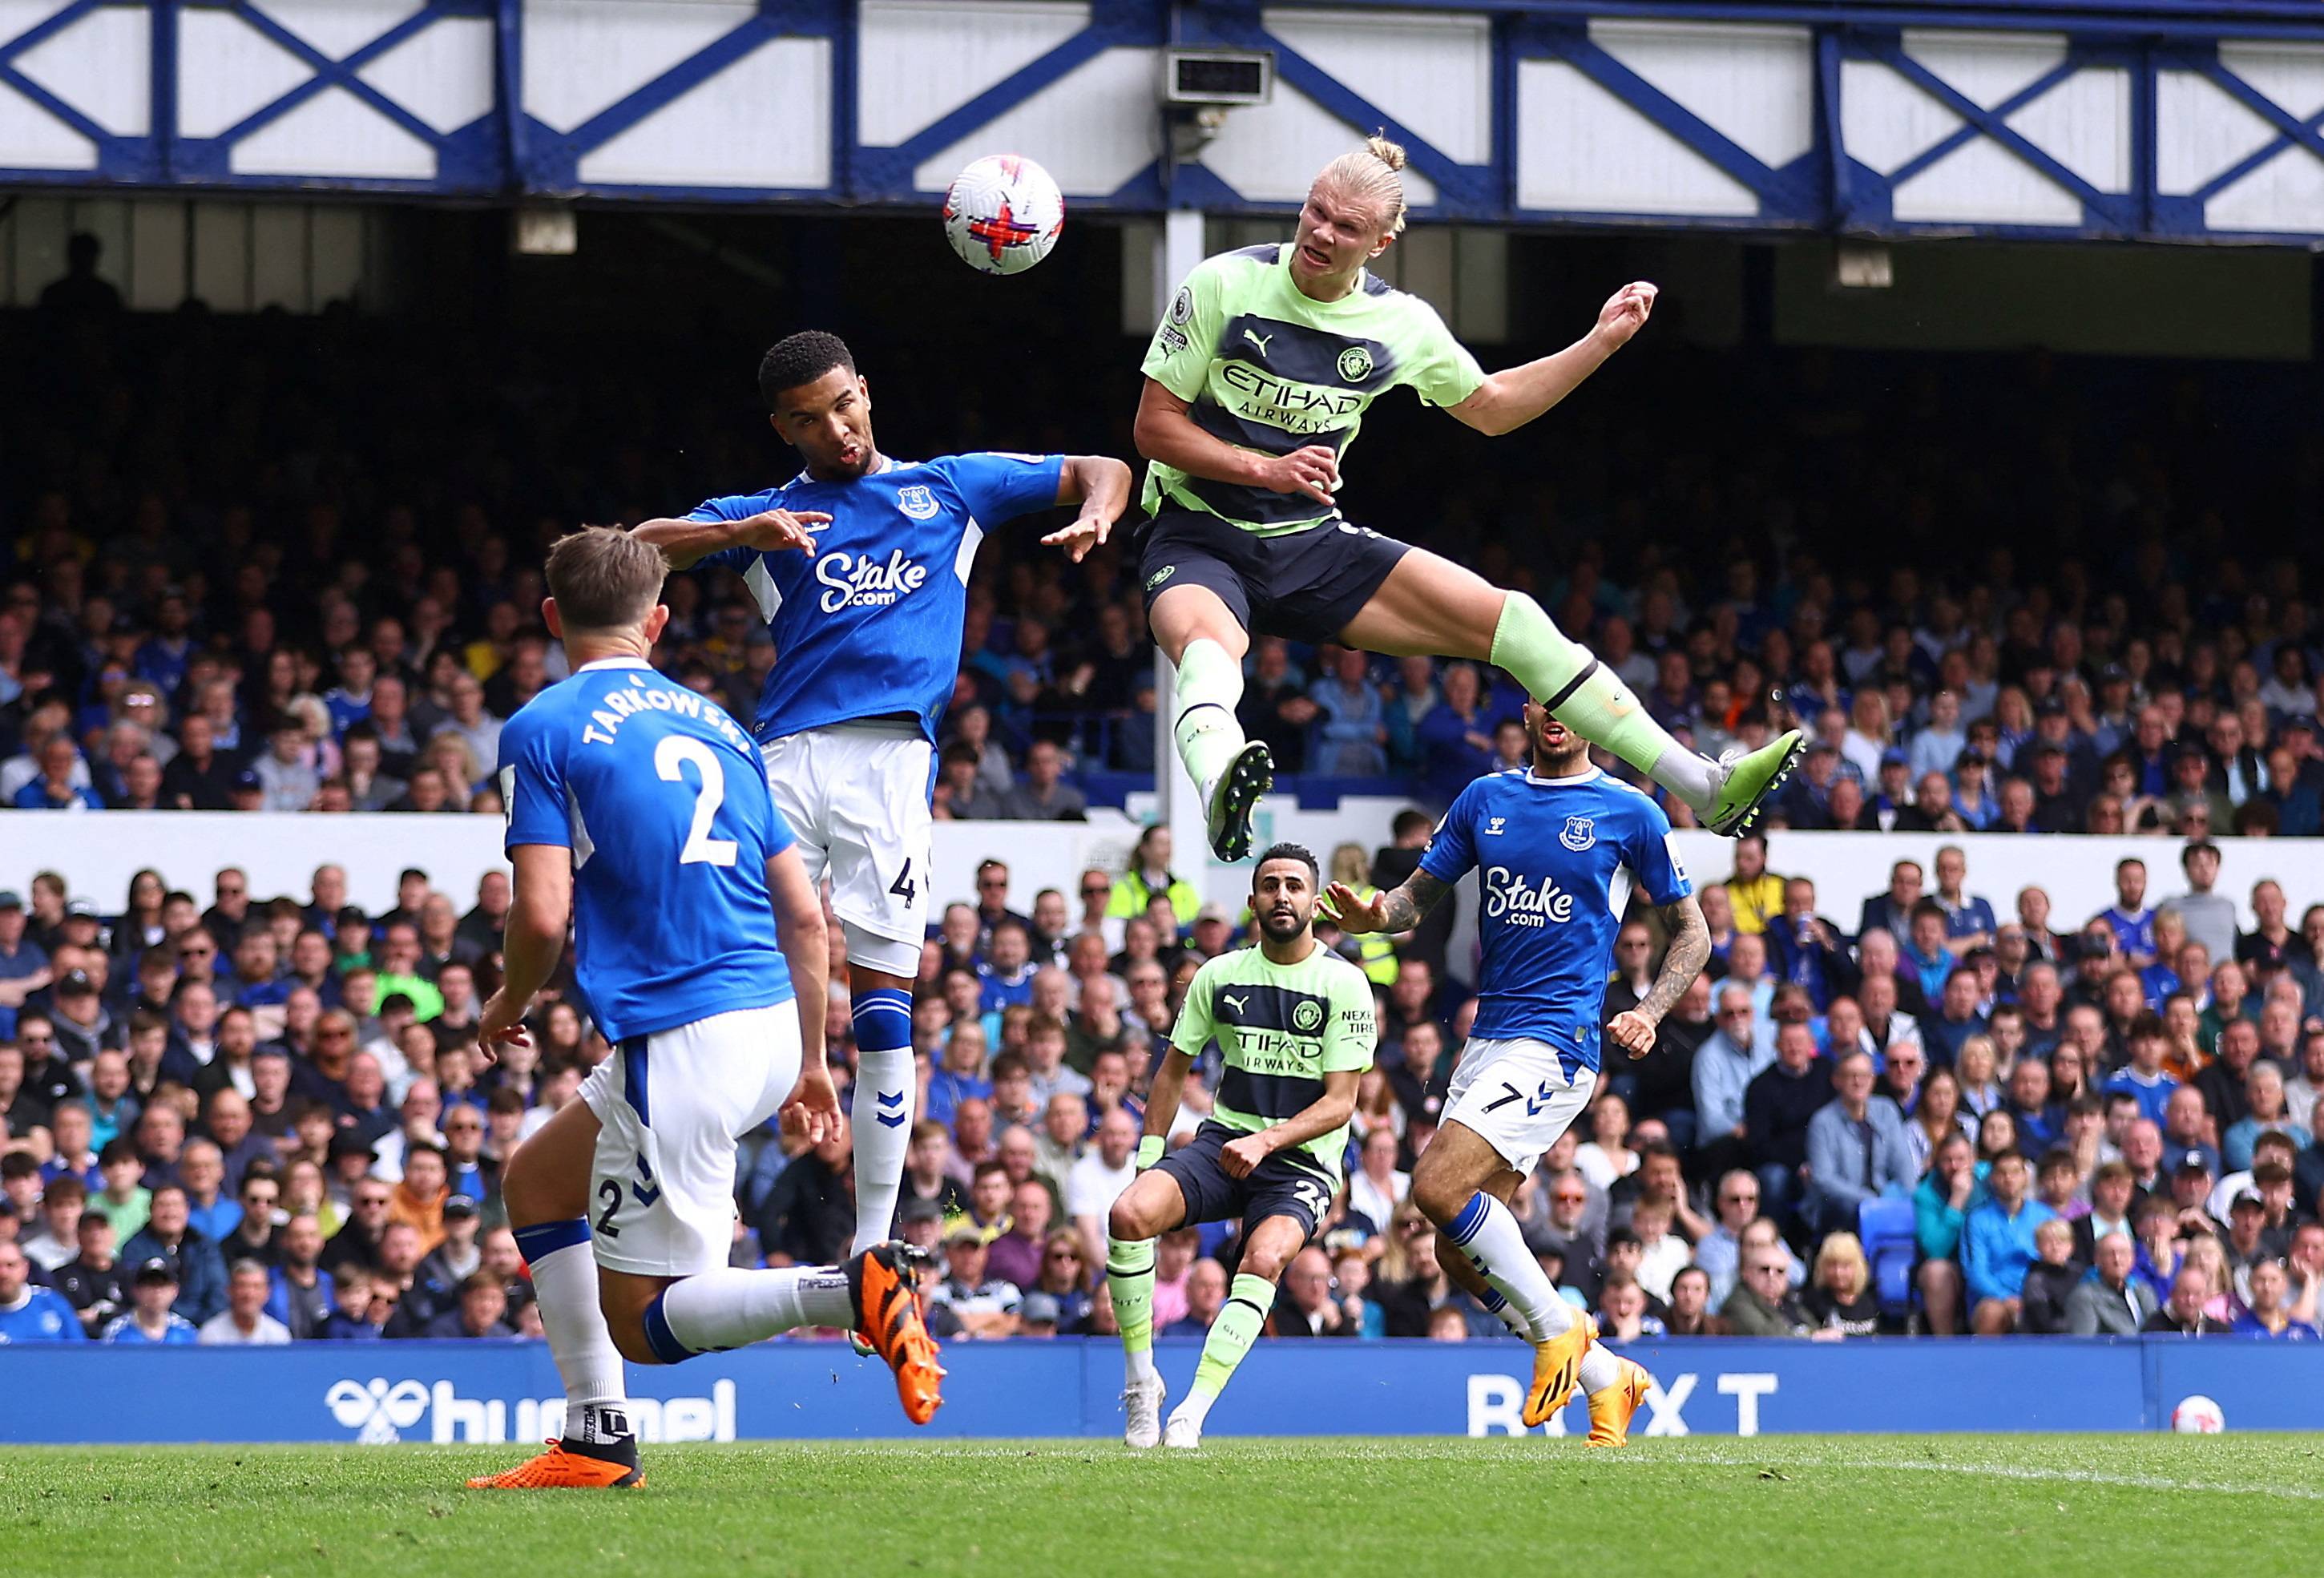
[942,154,1064,276]
[2171,1394,2225,1434]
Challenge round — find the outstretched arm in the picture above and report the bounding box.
[1324,869,1450,936]
[1037,454,1135,563]
[632,508,833,571]
[1446,283,1656,438]
[1607,894,1709,1057]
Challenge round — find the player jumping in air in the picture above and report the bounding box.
[1048,136,1802,862]
[1107,844,1375,1449]
[635,333,1132,1265]
[466,528,942,1490]
[1328,702,1710,1446]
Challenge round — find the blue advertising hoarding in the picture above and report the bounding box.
[5,1338,2318,1445]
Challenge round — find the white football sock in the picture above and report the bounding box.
[850,1027,915,1255]
[1445,1191,1574,1342]
[648,1266,854,1358]
[514,1220,630,1444]
[1172,638,1247,805]
[1580,1342,1624,1395]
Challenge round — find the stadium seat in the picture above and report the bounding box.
[1859,1197,1918,1318]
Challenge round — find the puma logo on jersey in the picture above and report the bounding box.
[1224,992,1249,1014]
[815,549,928,612]
[1242,327,1273,357]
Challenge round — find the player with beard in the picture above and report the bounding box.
[1104,845,1375,1450]
[1329,704,1709,1447]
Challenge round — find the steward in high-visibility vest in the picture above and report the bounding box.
[1103,824,1202,930]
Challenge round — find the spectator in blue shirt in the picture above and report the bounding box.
[1913,1133,1987,1335]
[102,1258,200,1343]
[975,921,1037,1014]
[1923,967,1990,1070]
[1766,878,1854,1012]
[1416,662,1498,805]
[2096,857,2157,967]
[13,737,102,809]
[0,1241,83,1341]
[1692,983,1777,1180]
[2231,1259,2322,1339]
[1803,1052,1917,1234]
[1963,1150,2058,1334]
[120,1185,228,1325]
[1900,902,1955,1007]
[926,1021,992,1128]
[1306,648,1387,777]
[1930,846,1996,953]
[2103,1015,2181,1129]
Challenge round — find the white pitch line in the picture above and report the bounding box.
[1598,1444,2324,1503]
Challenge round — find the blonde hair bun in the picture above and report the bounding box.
[1364,134,1407,172]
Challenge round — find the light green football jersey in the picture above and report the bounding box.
[1140,242,1487,535]
[1170,939,1378,1178]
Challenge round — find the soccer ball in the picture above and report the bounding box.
[942,154,1063,276]
[2171,1394,2225,1434]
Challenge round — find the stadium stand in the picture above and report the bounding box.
[6,252,2324,1359]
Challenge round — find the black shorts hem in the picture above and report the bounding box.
[1136,509,1412,646]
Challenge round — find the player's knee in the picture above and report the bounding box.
[1407,1169,1467,1229]
[1109,1197,1155,1244]
[1238,1248,1287,1284]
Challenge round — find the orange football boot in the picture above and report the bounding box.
[466,1441,644,1490]
[1585,1358,1655,1447]
[1521,1313,1596,1427]
[849,1242,946,1425]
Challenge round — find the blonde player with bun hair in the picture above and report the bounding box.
[1062,135,1802,864]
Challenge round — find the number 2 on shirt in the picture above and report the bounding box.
[655,736,740,867]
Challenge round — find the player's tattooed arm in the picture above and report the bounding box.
[1324,870,1448,936]
[1638,894,1710,1025]
[632,508,833,570]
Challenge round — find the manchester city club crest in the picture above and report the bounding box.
[1293,999,1324,1033]
[897,483,939,520]
[1338,345,1373,382]
[1559,814,1597,852]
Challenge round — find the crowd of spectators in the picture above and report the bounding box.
[6,823,2324,1349]
[6,256,2324,830]
[7,244,2324,1354]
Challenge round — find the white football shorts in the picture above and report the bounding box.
[579,1003,802,1277]
[1442,1035,1598,1176]
[760,720,934,979]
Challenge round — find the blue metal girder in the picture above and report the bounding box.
[171,0,502,192]
[0,0,161,183]
[2,1,2324,246]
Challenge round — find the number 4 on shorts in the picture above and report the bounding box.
[890,859,916,904]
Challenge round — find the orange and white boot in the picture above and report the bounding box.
[1521,1313,1596,1427]
[849,1242,946,1426]
[1585,1358,1655,1447]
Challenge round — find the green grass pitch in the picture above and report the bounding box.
[6,1436,2314,1576]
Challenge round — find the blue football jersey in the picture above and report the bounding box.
[496,658,796,1043]
[689,452,1064,743]
[1419,766,1693,1072]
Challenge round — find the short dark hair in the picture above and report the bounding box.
[758,330,854,410]
[1253,842,1319,886]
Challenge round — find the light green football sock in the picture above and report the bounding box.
[1108,1236,1158,1385]
[1172,638,1248,801]
[1176,1273,1274,1427]
[1490,592,1716,811]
